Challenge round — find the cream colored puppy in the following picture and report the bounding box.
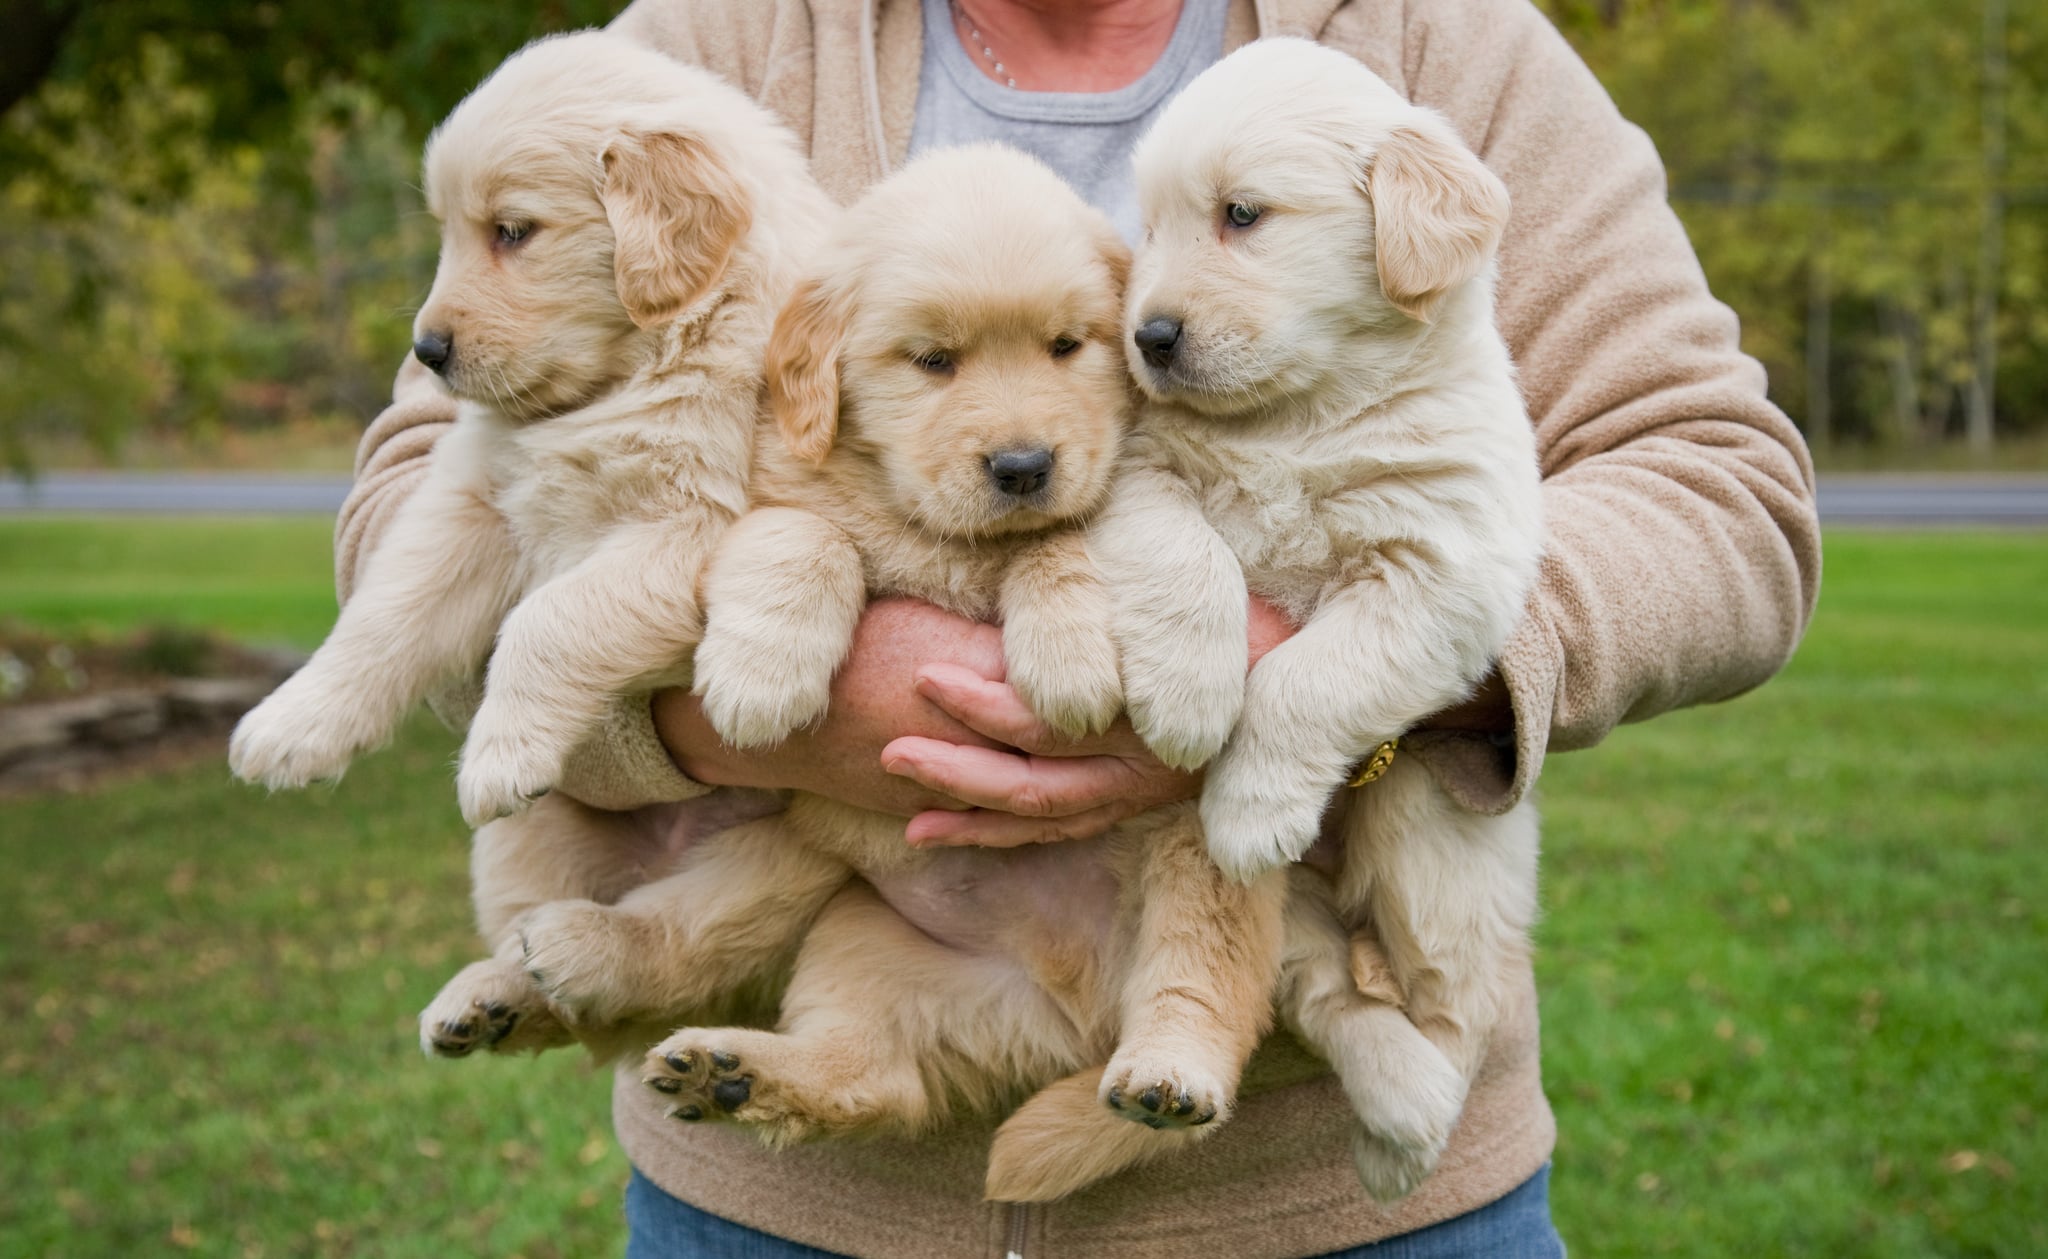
[1098,39,1544,1200]
[227,33,832,827]
[489,147,1284,1203]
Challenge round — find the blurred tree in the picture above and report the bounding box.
[1537,0,2047,455]
[1,0,2042,467]
[2,1,621,167]
[0,2,623,472]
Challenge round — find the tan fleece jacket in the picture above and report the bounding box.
[337,1,1821,1254]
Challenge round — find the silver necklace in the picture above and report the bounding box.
[951,0,1019,88]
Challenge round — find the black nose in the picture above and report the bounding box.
[413,331,453,375]
[1134,317,1182,369]
[986,448,1054,498]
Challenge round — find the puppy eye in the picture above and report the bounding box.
[913,350,954,374]
[1050,337,1081,359]
[1224,203,1261,229]
[496,222,533,246]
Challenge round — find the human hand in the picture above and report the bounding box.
[652,598,1009,816]
[886,596,1300,847]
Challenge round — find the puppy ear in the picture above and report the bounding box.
[601,130,753,327]
[766,276,852,464]
[1366,123,1510,323]
[1092,218,1133,293]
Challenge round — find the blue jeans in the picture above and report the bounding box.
[624,1163,1565,1259]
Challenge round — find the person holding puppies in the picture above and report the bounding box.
[343,1,1820,1255]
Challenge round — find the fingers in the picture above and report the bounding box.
[905,802,1142,848]
[913,664,1146,757]
[880,737,1164,816]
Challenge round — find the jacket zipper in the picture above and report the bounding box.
[1004,1202,1031,1259]
[858,0,891,181]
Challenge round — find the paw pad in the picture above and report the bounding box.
[1104,1077,1218,1129]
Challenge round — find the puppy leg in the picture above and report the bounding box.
[1100,804,1285,1133]
[1001,531,1122,738]
[690,507,865,749]
[1279,865,1465,1202]
[519,812,849,1026]
[1089,464,1248,769]
[643,883,1072,1145]
[457,518,715,825]
[421,795,658,1057]
[985,808,1284,1202]
[231,449,520,789]
[421,937,573,1058]
[1201,573,1485,880]
[1344,760,1539,1090]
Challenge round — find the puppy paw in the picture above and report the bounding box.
[517,900,645,1024]
[1099,1049,1228,1131]
[1351,1126,1442,1203]
[228,680,378,788]
[1122,654,1243,771]
[1009,647,1122,740]
[419,956,570,1058]
[640,1032,822,1146]
[1347,1049,1467,1202]
[692,632,831,749]
[455,733,558,828]
[1198,749,1324,883]
[1003,599,1123,740]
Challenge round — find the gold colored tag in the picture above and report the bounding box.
[1347,739,1401,788]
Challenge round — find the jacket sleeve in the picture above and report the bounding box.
[1390,0,1822,812]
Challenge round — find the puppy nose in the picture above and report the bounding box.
[986,448,1054,498]
[413,331,454,375]
[1134,317,1182,369]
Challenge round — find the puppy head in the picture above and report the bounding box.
[413,33,760,421]
[766,146,1131,539]
[1126,39,1509,414]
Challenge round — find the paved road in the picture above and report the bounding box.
[4,471,2047,524]
[1813,476,2048,526]
[0,472,351,515]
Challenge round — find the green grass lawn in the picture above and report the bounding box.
[2,519,2043,1256]
[0,517,339,647]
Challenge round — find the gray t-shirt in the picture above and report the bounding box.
[907,0,1231,242]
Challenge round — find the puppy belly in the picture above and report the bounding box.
[864,842,1122,960]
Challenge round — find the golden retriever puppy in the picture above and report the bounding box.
[227,32,833,828]
[1096,39,1544,1200]
[490,146,1285,1203]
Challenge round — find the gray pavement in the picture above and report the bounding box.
[0,472,351,515]
[1813,475,2048,526]
[3,470,2047,524]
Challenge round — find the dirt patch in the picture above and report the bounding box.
[0,624,302,795]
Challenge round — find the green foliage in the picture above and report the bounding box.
[1535,0,2048,450]
[2,1,2045,464]
[0,40,439,473]
[3,0,625,169]
[1,520,2044,1255]
[0,4,623,472]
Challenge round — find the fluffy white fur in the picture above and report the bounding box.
[1099,39,1545,1199]
[227,33,833,827]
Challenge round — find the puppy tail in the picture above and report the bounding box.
[985,1066,1205,1203]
